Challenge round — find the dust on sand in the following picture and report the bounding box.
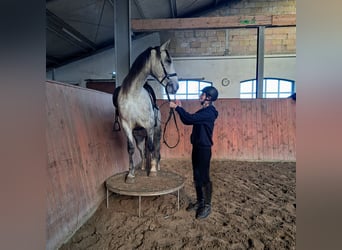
[60,159,296,250]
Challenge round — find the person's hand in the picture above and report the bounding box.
[169,100,182,109]
[169,101,178,109]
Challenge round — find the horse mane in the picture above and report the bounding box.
[121,46,162,94]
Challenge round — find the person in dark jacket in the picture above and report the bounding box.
[169,86,219,219]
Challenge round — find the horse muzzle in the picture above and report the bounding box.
[166,80,179,95]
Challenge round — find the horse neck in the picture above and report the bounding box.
[135,72,150,89]
[124,64,152,94]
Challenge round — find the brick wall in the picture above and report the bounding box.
[161,0,296,57]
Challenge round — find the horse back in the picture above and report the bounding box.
[113,83,157,109]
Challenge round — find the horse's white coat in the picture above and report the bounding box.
[117,40,179,181]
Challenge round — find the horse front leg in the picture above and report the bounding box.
[146,128,157,177]
[126,137,136,183]
[121,122,136,183]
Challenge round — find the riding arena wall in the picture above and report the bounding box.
[46,81,128,250]
[46,80,296,249]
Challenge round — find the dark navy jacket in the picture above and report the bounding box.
[175,105,218,148]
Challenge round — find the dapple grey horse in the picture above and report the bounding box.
[115,40,178,183]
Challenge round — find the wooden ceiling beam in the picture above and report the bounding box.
[131,14,296,31]
[271,14,296,26]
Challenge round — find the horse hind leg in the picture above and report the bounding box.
[137,139,146,171]
[133,129,147,170]
[148,132,160,176]
[153,122,162,171]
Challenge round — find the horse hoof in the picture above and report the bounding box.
[149,171,157,177]
[125,175,135,184]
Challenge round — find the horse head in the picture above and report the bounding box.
[151,40,179,95]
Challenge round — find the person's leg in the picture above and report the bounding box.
[197,181,212,219]
[196,147,212,219]
[186,146,204,211]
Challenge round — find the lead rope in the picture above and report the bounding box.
[163,87,180,148]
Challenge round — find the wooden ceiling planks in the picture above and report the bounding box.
[132,14,296,31]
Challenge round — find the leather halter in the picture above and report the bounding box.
[150,49,177,100]
[149,49,180,148]
[159,60,177,86]
[158,57,180,148]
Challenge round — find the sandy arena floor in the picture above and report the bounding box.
[60,159,296,250]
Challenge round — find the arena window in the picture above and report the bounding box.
[240,78,295,99]
[163,79,212,100]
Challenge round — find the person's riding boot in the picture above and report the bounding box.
[196,181,212,219]
[186,185,203,211]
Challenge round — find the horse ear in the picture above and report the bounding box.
[160,39,171,50]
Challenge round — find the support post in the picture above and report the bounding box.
[256,26,265,98]
[114,0,131,86]
[106,188,109,208]
[138,196,141,217]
